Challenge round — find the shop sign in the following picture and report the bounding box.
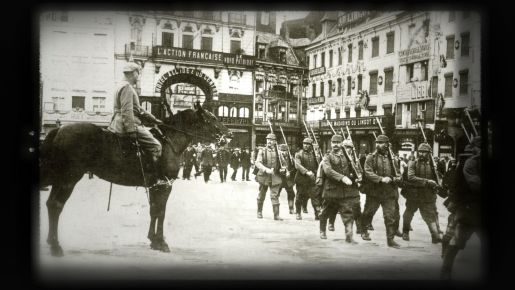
[325,116,385,128]
[307,96,325,105]
[153,46,255,68]
[396,81,430,103]
[338,11,378,28]
[399,44,430,65]
[309,66,326,77]
[219,117,250,125]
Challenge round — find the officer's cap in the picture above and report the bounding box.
[375,134,389,143]
[266,133,277,140]
[331,134,343,142]
[123,62,141,73]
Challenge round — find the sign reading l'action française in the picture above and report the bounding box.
[399,44,430,65]
[153,46,255,68]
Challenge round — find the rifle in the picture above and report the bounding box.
[375,117,399,177]
[309,126,324,162]
[326,120,337,134]
[279,125,296,177]
[461,123,472,142]
[340,136,362,184]
[372,132,378,139]
[303,120,321,164]
[417,121,442,186]
[267,120,285,170]
[345,126,364,172]
[464,109,479,137]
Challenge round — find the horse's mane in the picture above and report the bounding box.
[165,109,196,128]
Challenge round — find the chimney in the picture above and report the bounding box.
[284,23,290,40]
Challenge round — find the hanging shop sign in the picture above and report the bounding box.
[153,46,255,68]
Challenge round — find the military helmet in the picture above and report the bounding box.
[331,134,343,142]
[302,138,313,144]
[342,139,354,148]
[417,142,432,152]
[279,144,289,151]
[375,134,389,143]
[266,133,277,140]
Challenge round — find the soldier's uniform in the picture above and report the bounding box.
[360,134,401,248]
[255,133,284,220]
[182,146,197,180]
[217,147,231,182]
[441,136,482,279]
[200,145,215,183]
[403,143,443,243]
[318,135,361,243]
[294,138,320,220]
[278,144,296,214]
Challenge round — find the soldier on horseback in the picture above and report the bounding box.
[107,62,169,186]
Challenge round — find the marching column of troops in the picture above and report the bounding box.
[179,131,481,280]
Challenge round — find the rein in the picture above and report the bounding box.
[158,123,217,141]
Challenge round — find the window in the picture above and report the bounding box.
[256,80,264,92]
[446,35,455,59]
[255,103,263,118]
[261,12,269,25]
[348,44,353,62]
[306,55,310,67]
[459,70,469,96]
[384,105,392,116]
[355,108,361,118]
[384,68,393,92]
[258,44,266,59]
[313,54,317,68]
[449,11,455,22]
[229,12,244,24]
[162,32,174,47]
[131,25,142,45]
[345,110,350,118]
[321,52,325,67]
[461,32,470,57]
[141,101,152,112]
[329,50,333,67]
[335,109,340,119]
[347,76,352,96]
[431,76,439,98]
[386,32,394,54]
[369,71,378,95]
[338,47,342,65]
[357,74,362,92]
[279,49,286,63]
[92,97,106,112]
[371,36,379,58]
[369,109,376,116]
[239,107,250,118]
[201,37,212,51]
[182,34,194,49]
[51,96,65,111]
[230,40,241,54]
[218,105,229,117]
[72,96,85,110]
[406,63,414,82]
[312,83,316,97]
[419,102,426,112]
[229,107,237,117]
[421,61,428,81]
[444,73,453,98]
[320,82,325,96]
[358,41,363,60]
[337,78,342,96]
[328,80,332,97]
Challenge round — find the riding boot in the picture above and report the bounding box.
[257,201,264,219]
[288,199,294,215]
[441,245,459,279]
[344,221,357,244]
[429,222,442,244]
[273,204,283,221]
[319,218,327,239]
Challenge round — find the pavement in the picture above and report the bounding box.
[36,169,483,281]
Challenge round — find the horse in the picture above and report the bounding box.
[39,102,231,256]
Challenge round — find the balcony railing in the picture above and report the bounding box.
[125,44,152,58]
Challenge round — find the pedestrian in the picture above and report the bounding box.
[182,144,197,180]
[240,147,251,181]
[277,144,296,215]
[217,143,231,183]
[230,148,241,181]
[441,158,458,257]
[401,143,443,243]
[255,133,283,221]
[107,62,168,186]
[200,142,215,183]
[294,138,320,220]
[318,135,361,244]
[359,134,402,248]
[441,136,482,279]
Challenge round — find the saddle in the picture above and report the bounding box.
[102,127,165,160]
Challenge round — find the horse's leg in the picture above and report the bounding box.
[148,185,172,252]
[46,181,78,257]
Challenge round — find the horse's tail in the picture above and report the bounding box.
[39,128,59,186]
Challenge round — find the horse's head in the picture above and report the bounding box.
[162,102,232,146]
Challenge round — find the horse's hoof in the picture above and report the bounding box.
[50,245,64,257]
[159,242,170,253]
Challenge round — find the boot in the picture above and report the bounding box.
[355,218,363,235]
[257,201,263,219]
[367,224,374,231]
[387,238,401,249]
[328,223,335,231]
[345,222,358,244]
[441,245,459,279]
[402,230,410,241]
[328,213,337,231]
[361,230,371,241]
[441,236,450,259]
[387,226,400,248]
[288,200,294,215]
[394,219,402,237]
[402,222,411,241]
[302,199,308,214]
[429,222,442,244]
[273,204,283,221]
[319,218,327,239]
[314,210,320,221]
[296,213,302,220]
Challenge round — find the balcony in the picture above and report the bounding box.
[125,43,152,58]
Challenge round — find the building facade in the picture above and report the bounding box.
[40,11,116,139]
